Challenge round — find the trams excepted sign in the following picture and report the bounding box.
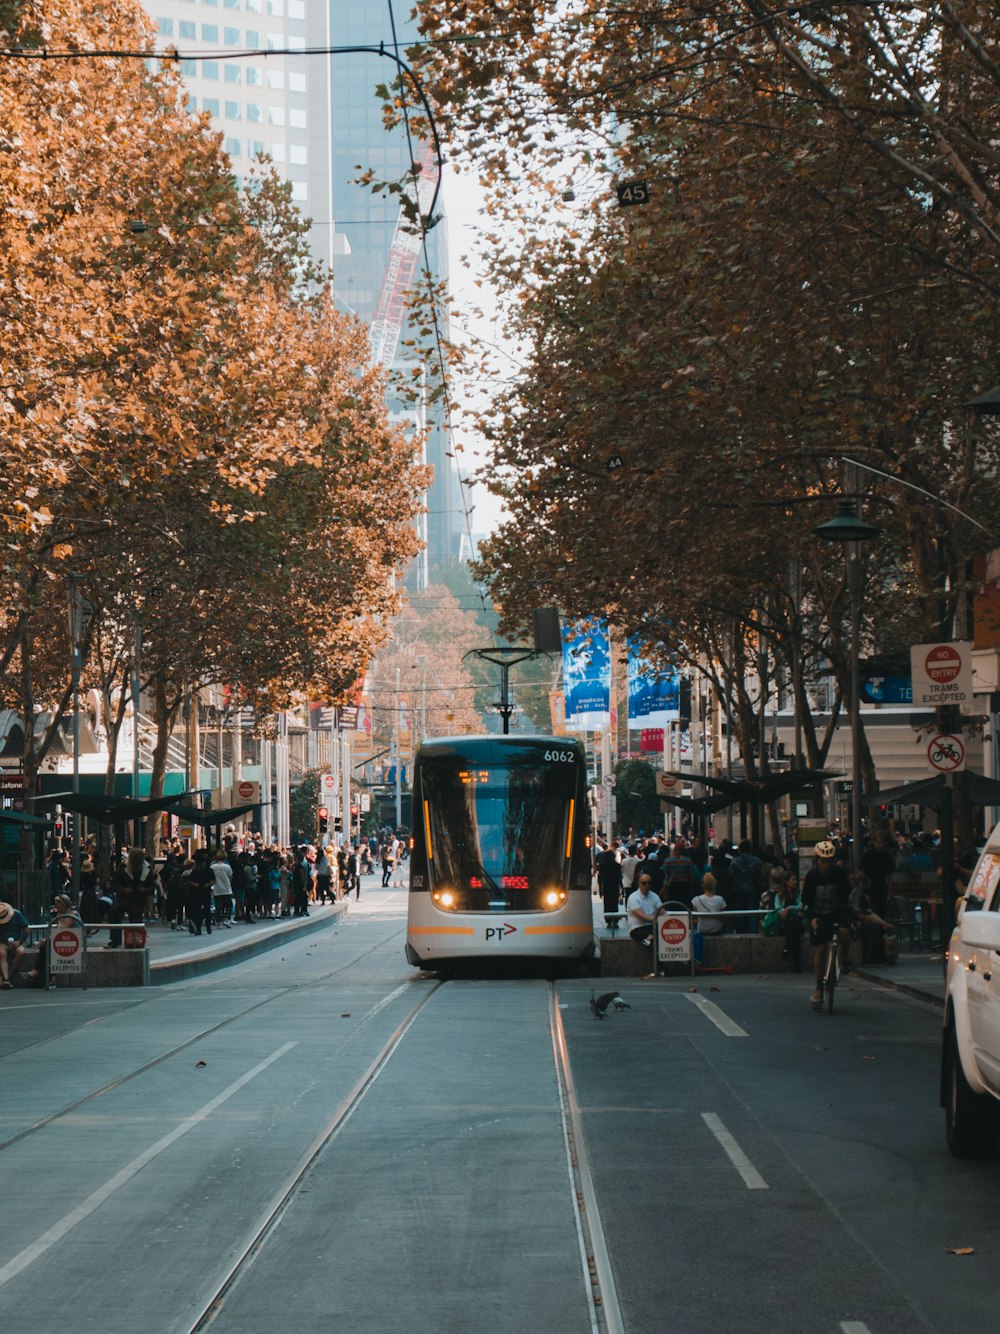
[49,925,83,974]
[926,733,967,773]
[657,911,691,963]
[910,641,974,709]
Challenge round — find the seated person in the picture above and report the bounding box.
[0,900,30,989]
[691,873,726,935]
[762,868,806,968]
[21,896,79,986]
[626,873,662,947]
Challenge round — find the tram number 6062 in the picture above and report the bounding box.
[544,749,576,762]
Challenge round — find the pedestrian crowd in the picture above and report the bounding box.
[593,822,969,972]
[0,825,410,987]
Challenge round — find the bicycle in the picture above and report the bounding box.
[812,929,841,1013]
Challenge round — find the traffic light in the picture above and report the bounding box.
[317,805,328,833]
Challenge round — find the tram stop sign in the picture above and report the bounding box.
[657,910,691,964]
[49,924,84,975]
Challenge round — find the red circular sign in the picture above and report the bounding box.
[660,916,688,946]
[52,929,80,959]
[238,781,255,799]
[925,645,962,684]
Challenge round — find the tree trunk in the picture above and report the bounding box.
[144,675,181,862]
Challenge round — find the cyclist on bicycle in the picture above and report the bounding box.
[802,840,852,1007]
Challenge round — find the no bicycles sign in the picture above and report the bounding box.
[926,733,967,774]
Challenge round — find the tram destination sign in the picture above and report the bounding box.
[909,641,974,710]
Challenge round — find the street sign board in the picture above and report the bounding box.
[49,925,83,975]
[910,641,974,710]
[657,910,691,964]
[320,773,338,797]
[655,772,679,795]
[927,733,967,773]
[360,794,371,813]
[236,780,260,804]
[602,773,616,788]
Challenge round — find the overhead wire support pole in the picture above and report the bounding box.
[465,647,536,735]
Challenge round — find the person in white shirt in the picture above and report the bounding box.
[691,872,726,935]
[211,850,234,927]
[626,873,662,946]
[620,844,640,896]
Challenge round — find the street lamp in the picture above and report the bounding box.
[815,498,879,869]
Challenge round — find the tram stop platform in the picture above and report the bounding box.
[16,901,350,989]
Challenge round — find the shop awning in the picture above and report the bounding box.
[864,772,1000,809]
[33,791,193,823]
[168,801,266,827]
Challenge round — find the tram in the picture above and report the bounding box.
[405,734,596,967]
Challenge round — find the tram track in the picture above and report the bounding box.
[183,978,443,1334]
[0,928,406,1157]
[550,983,625,1334]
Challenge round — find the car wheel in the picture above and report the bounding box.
[945,1023,999,1159]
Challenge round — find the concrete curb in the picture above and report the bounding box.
[850,961,945,1008]
[149,902,350,985]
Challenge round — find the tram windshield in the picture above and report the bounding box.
[420,758,579,911]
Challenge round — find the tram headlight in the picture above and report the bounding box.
[544,890,568,909]
[432,889,456,910]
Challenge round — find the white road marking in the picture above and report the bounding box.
[840,1324,873,1333]
[365,982,411,1020]
[701,1112,768,1189]
[0,1041,297,1287]
[685,992,749,1037]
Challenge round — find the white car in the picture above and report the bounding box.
[942,837,1000,1156]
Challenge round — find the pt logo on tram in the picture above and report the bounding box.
[485,923,518,942]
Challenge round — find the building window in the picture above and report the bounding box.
[180,59,197,75]
[179,19,196,37]
[202,23,219,40]
[289,144,307,165]
[286,34,304,50]
[287,0,305,17]
[223,0,238,7]
[225,99,241,119]
[245,31,261,49]
[268,105,285,126]
[201,61,219,79]
[267,0,284,13]
[246,65,262,85]
[157,17,174,36]
[249,139,265,156]
[203,97,220,115]
[288,71,306,92]
[224,26,240,44]
[267,68,285,90]
[266,31,282,50]
[245,0,262,10]
[289,107,306,128]
[224,63,241,82]
[225,137,241,156]
[269,142,286,161]
[246,103,262,122]
[291,181,307,201]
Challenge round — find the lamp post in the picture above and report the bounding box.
[67,575,86,897]
[814,498,879,870]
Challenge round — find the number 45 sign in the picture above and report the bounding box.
[617,180,650,207]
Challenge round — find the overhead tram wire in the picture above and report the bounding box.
[1,35,497,639]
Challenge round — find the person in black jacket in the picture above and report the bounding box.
[596,844,623,928]
[802,841,852,1007]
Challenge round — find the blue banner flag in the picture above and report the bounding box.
[627,640,679,729]
[560,620,611,731]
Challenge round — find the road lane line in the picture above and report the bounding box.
[840,1325,873,1333]
[685,992,749,1037]
[365,982,411,1020]
[701,1112,768,1189]
[0,1041,297,1288]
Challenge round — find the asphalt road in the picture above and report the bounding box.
[0,885,994,1334]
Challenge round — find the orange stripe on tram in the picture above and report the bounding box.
[523,924,594,936]
[409,926,476,936]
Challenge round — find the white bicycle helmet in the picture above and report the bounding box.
[814,840,837,859]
